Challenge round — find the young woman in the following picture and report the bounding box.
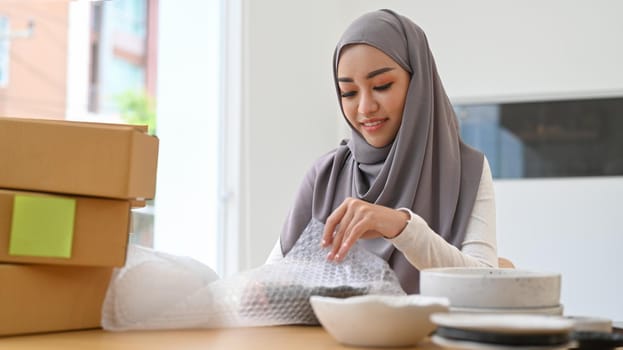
[266,9,497,293]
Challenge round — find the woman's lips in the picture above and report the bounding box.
[360,118,387,132]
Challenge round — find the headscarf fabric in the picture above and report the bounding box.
[280,9,484,293]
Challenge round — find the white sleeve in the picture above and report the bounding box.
[265,238,285,264]
[389,157,498,269]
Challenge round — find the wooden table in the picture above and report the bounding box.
[0,326,445,350]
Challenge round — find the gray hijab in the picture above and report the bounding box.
[280,9,483,293]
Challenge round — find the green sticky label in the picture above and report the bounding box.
[9,194,76,258]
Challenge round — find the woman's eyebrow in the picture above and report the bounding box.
[366,67,394,79]
[337,67,395,83]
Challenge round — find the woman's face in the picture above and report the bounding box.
[337,44,410,148]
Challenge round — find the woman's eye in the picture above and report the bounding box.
[340,91,357,98]
[374,82,393,91]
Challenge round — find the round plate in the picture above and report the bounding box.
[432,335,575,350]
[450,304,563,316]
[431,313,574,334]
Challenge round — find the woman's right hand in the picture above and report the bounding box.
[321,197,409,262]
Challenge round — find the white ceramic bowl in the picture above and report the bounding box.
[310,294,449,347]
[420,268,561,308]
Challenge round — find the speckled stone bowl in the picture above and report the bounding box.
[420,267,561,308]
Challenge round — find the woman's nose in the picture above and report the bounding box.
[358,91,379,115]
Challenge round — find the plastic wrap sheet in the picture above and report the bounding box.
[102,218,405,330]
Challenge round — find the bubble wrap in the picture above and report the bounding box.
[102,219,405,330]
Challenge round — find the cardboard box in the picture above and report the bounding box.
[0,117,159,200]
[0,263,112,336]
[0,189,131,267]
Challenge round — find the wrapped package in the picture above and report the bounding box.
[102,219,405,330]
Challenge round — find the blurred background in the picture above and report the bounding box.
[2,0,622,321]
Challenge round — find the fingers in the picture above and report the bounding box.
[321,203,347,247]
[334,219,368,262]
[322,200,410,262]
[326,201,355,260]
[327,198,375,262]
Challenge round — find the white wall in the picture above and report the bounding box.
[334,0,623,104]
[495,178,623,321]
[236,0,343,270]
[238,0,623,320]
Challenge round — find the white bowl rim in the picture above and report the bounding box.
[310,294,450,308]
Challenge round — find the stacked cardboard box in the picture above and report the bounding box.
[0,116,159,336]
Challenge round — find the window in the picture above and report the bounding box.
[87,0,224,273]
[457,97,623,179]
[150,0,223,272]
[0,0,226,274]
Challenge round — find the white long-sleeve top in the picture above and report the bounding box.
[266,158,497,269]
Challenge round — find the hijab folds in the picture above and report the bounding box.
[280,9,484,293]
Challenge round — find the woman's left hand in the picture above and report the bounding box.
[321,197,409,262]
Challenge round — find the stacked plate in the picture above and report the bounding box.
[430,313,623,350]
[420,267,563,315]
[420,268,623,349]
[430,313,575,350]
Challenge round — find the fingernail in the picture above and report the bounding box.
[321,239,326,246]
[334,254,340,260]
[326,252,333,260]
